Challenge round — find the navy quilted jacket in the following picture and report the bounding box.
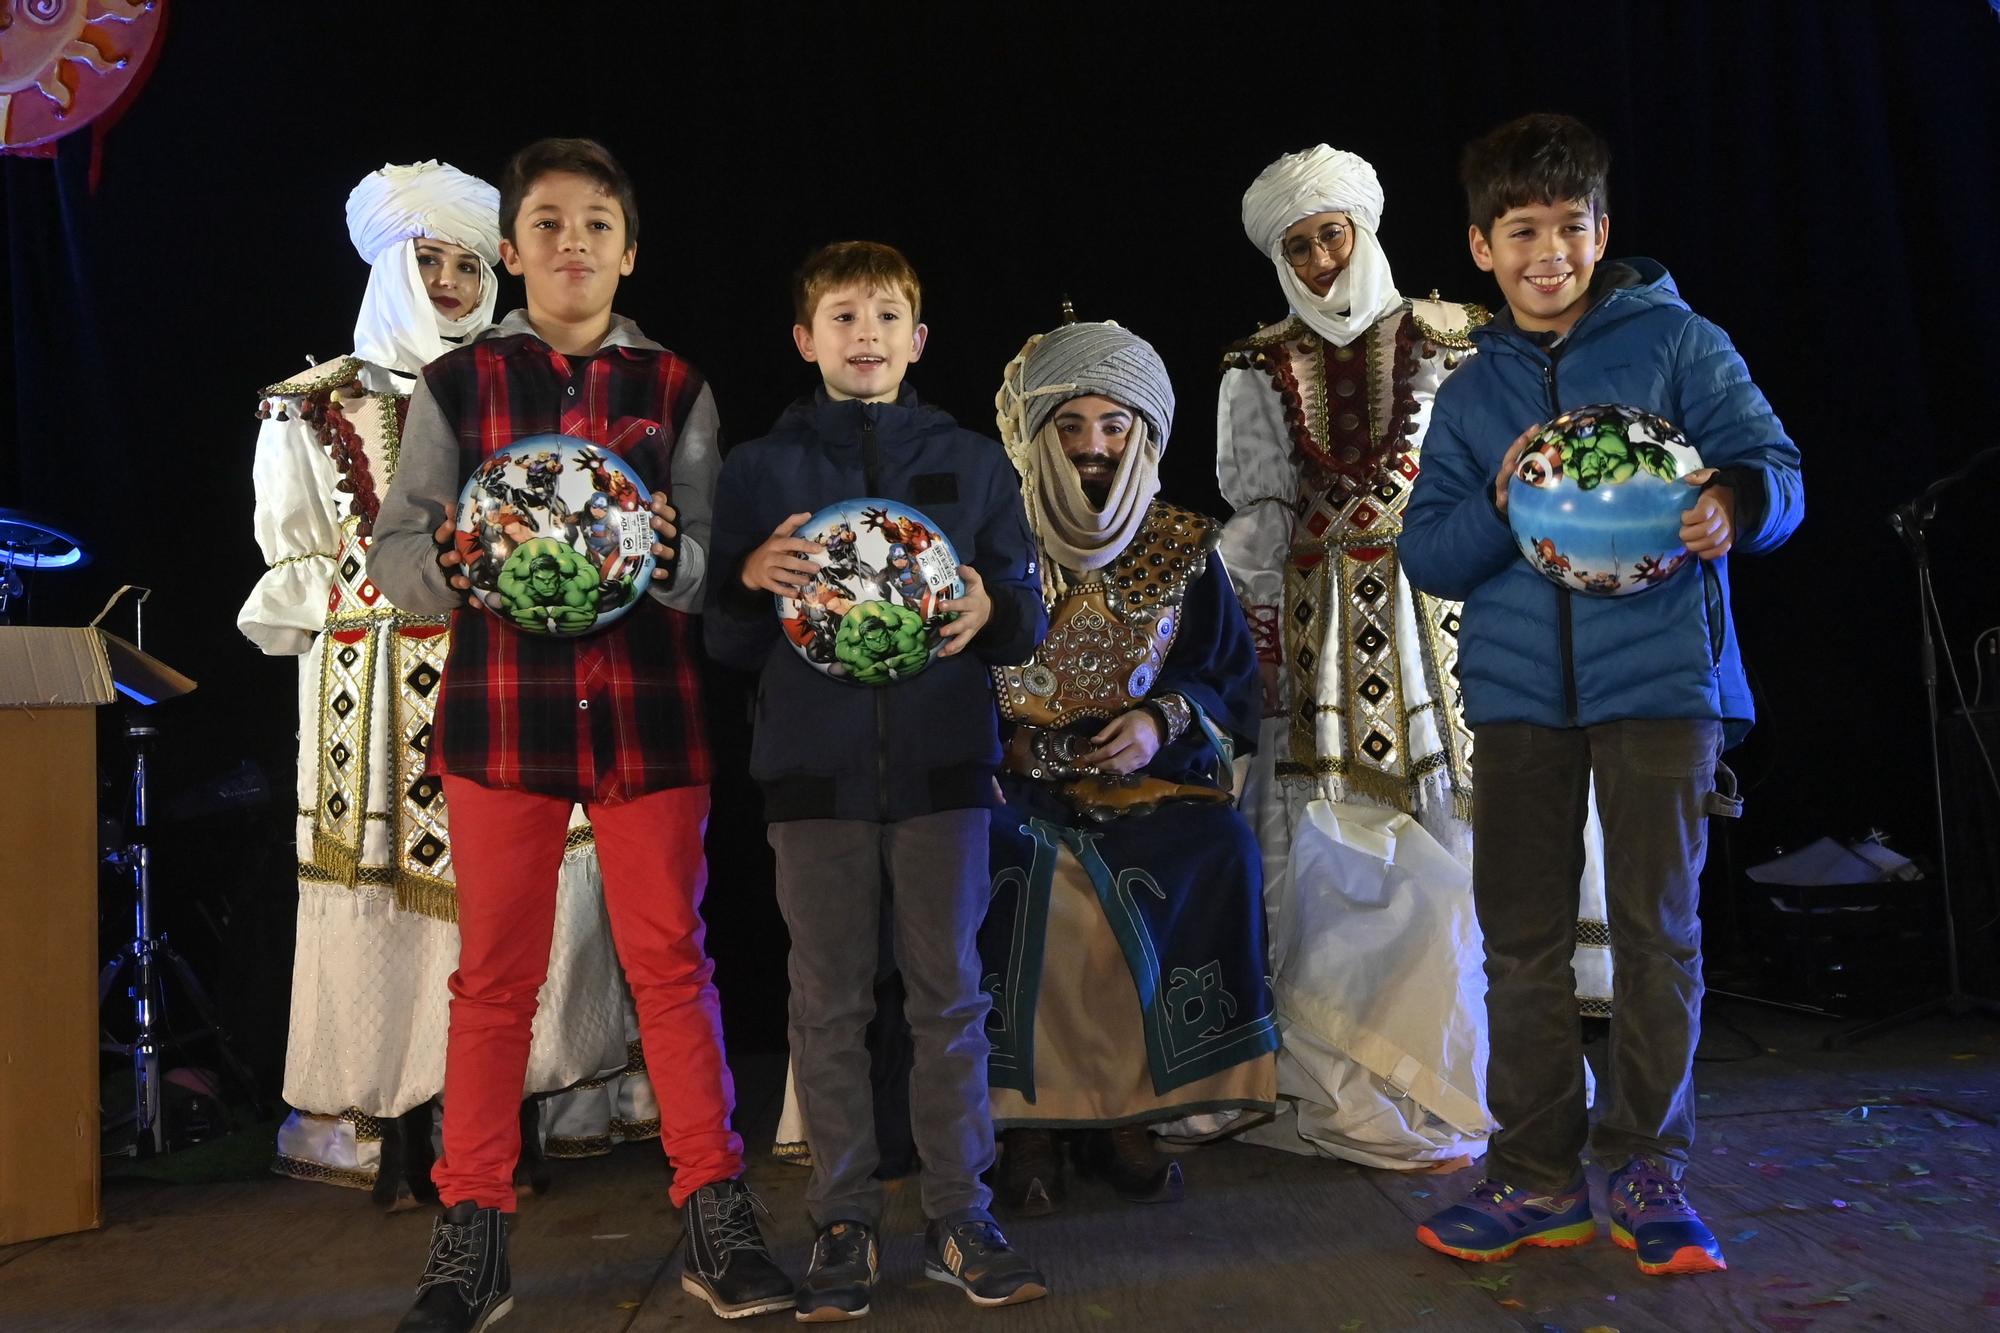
[705,386,1046,821]
[1400,260,1803,745]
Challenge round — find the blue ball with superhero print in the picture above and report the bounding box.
[1507,403,1703,597]
[774,497,965,685]
[454,434,657,635]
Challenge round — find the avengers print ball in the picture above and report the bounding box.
[455,434,657,636]
[1507,403,1704,597]
[775,498,965,685]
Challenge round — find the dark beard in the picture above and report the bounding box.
[1072,455,1115,510]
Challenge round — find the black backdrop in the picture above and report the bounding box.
[5,2,1998,1079]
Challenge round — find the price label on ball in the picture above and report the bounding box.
[618,512,650,558]
[915,544,957,591]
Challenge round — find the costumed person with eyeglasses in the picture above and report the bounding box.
[981,319,1276,1213]
[1216,145,1615,1168]
[237,161,659,1204]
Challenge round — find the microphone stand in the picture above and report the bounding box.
[1832,454,2000,1044]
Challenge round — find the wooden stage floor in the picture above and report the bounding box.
[4,1000,1997,1332]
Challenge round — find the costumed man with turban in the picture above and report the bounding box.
[238,162,659,1202]
[982,319,1277,1213]
[1220,147,1614,1168]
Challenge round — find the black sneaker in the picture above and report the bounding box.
[796,1220,879,1322]
[395,1201,512,1332]
[995,1129,1063,1216]
[923,1218,1048,1308]
[679,1178,796,1319]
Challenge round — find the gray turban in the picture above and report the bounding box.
[1019,321,1176,450]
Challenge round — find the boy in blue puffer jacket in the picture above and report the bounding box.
[1401,115,1803,1277]
[706,242,1050,1317]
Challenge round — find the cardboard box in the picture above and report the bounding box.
[0,628,116,1242]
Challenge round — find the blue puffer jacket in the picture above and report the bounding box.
[705,386,1046,821]
[1400,260,1803,745]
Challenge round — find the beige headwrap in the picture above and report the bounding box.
[1241,145,1402,347]
[346,161,502,378]
[996,321,1173,604]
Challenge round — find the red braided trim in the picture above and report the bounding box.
[1246,602,1282,664]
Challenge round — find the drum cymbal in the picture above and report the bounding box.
[0,508,89,569]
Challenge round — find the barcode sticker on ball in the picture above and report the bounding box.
[916,544,956,590]
[619,513,651,558]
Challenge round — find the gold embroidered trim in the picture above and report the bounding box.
[323,608,450,631]
[261,356,361,400]
[544,1134,613,1159]
[1219,315,1312,369]
[771,1141,813,1164]
[624,1039,646,1073]
[339,1108,386,1142]
[267,551,338,570]
[610,1116,660,1140]
[1408,295,1493,352]
[271,1153,376,1191]
[374,388,405,491]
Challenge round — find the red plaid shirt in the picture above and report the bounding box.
[419,329,711,802]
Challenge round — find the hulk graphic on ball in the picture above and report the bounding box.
[835,600,934,684]
[499,537,600,634]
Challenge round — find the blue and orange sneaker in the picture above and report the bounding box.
[1606,1157,1727,1275]
[1416,1176,1596,1262]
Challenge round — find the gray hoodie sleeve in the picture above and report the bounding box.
[648,381,718,614]
[365,376,465,615]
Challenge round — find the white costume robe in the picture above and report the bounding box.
[1216,301,1612,1169]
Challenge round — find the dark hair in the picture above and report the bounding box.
[793,240,922,326]
[498,137,639,245]
[1460,113,1610,233]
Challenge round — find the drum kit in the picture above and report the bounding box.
[2,508,265,1156]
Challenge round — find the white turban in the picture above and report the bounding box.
[345,161,502,379]
[1241,145,1401,347]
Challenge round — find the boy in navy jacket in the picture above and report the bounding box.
[1401,114,1802,1278]
[706,242,1049,1316]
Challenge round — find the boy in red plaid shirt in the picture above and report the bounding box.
[370,138,793,1331]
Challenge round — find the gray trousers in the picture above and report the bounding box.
[769,811,997,1228]
[1471,719,1721,1191]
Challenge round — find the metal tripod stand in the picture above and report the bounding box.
[95,598,266,1153]
[1830,471,2000,1045]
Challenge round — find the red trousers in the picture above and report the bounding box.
[433,777,743,1210]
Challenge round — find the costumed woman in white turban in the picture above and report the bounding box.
[1217,146,1612,1168]
[238,161,659,1202]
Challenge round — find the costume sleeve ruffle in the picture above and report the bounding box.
[237,408,343,656]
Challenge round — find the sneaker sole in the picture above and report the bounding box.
[1610,1224,1727,1275]
[681,1272,798,1319]
[469,1295,513,1332]
[797,1300,870,1322]
[1415,1219,1597,1262]
[922,1262,1049,1307]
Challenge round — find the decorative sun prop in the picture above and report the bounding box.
[0,0,161,152]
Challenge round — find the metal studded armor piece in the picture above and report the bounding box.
[996,501,1220,730]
